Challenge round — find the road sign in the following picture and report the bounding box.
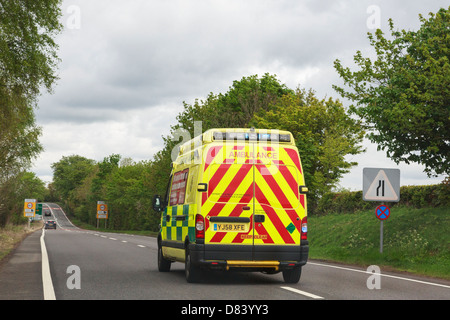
[363,168,400,202]
[375,204,390,220]
[24,199,36,218]
[36,203,43,216]
[97,201,108,219]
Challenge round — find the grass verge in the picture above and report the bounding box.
[308,206,450,280]
[0,220,43,264]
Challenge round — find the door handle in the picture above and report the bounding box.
[254,215,265,223]
[242,206,251,210]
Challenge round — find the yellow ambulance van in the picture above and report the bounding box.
[153,128,309,283]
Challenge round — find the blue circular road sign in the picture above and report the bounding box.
[375,205,390,220]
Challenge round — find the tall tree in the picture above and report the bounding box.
[168,74,365,208]
[334,7,449,176]
[51,155,96,201]
[252,88,365,204]
[0,0,63,226]
[176,73,293,136]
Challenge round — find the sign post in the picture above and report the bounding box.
[363,168,400,254]
[375,204,390,253]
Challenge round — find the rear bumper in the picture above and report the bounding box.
[188,241,309,272]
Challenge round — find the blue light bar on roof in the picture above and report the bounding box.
[213,131,291,142]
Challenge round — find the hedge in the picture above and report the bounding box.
[312,177,449,215]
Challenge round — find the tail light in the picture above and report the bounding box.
[301,217,307,240]
[195,214,204,239]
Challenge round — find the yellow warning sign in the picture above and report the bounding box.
[97,201,108,219]
[24,199,36,218]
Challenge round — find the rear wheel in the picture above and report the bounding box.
[282,266,302,283]
[158,245,171,272]
[185,248,200,283]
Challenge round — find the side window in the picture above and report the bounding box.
[169,169,189,206]
[185,165,199,204]
[163,175,173,208]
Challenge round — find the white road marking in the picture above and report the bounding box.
[40,229,56,300]
[280,286,324,299]
[137,245,146,248]
[109,237,117,240]
[309,262,450,289]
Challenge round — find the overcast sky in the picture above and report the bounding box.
[32,0,448,190]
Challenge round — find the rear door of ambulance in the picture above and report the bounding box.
[202,140,305,260]
[253,143,305,260]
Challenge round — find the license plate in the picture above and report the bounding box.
[213,223,248,232]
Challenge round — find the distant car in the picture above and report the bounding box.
[44,209,51,216]
[45,220,57,229]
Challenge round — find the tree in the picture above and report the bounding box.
[0,0,62,225]
[0,0,63,171]
[334,7,450,176]
[176,73,293,136]
[0,0,63,97]
[51,155,96,201]
[170,74,365,208]
[252,88,365,204]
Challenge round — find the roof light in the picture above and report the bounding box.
[212,131,291,142]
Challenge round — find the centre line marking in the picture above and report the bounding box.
[280,286,324,299]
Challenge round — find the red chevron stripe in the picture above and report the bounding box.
[254,221,274,244]
[285,148,302,174]
[256,165,301,228]
[209,184,253,243]
[272,160,299,201]
[206,165,252,243]
[208,163,232,196]
[254,184,295,244]
[256,163,293,208]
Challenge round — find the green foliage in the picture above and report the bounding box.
[0,171,47,226]
[174,74,364,206]
[55,74,365,231]
[309,206,450,279]
[252,88,365,204]
[51,155,96,201]
[176,73,293,135]
[334,7,450,176]
[315,178,450,215]
[54,154,161,231]
[0,0,63,96]
[0,0,62,226]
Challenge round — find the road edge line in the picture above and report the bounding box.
[40,228,56,300]
[309,262,450,289]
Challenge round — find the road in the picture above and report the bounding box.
[0,203,449,304]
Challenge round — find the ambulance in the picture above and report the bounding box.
[153,128,309,283]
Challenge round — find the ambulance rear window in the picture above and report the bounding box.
[169,169,189,206]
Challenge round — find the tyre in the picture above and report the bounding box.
[282,266,302,283]
[185,249,200,283]
[158,246,171,272]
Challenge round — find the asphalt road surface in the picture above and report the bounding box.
[0,203,449,304]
